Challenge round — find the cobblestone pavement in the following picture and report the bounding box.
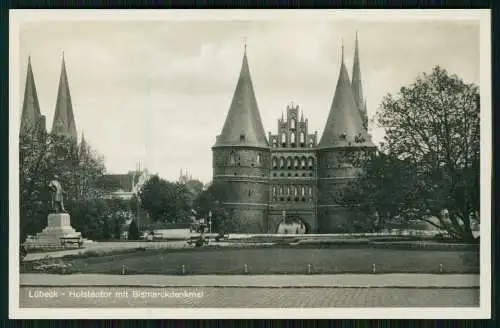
[20,286,479,308]
[20,273,480,288]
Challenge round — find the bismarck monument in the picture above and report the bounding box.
[27,175,82,247]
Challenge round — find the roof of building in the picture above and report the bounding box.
[52,55,77,140]
[318,45,375,149]
[213,47,269,148]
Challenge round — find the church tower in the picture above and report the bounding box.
[316,39,376,233]
[212,45,270,233]
[20,56,46,137]
[51,54,77,140]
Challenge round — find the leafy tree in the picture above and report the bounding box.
[67,197,132,241]
[347,66,479,240]
[184,179,204,207]
[138,175,190,223]
[193,181,234,233]
[19,129,113,240]
[128,219,140,240]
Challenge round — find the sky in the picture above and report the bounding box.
[17,16,480,184]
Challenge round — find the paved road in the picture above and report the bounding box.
[20,273,480,288]
[19,286,479,308]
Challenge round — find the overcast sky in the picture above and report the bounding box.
[18,17,480,183]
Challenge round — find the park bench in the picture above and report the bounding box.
[60,236,83,248]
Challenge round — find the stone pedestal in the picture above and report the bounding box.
[29,213,81,246]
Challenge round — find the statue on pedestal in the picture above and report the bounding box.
[49,175,66,213]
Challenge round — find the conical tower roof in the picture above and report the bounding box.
[20,56,45,135]
[52,54,77,140]
[318,45,374,149]
[351,32,368,129]
[214,47,268,148]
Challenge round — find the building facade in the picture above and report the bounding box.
[213,35,376,233]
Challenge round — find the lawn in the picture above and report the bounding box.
[23,244,479,275]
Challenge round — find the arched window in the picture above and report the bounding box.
[290,133,296,145]
[273,186,276,196]
[308,157,314,168]
[229,151,236,164]
[280,157,285,168]
[256,153,261,164]
[287,186,291,195]
[281,133,287,147]
[309,187,313,195]
[294,186,298,196]
[301,157,306,169]
[294,157,299,168]
[287,157,292,169]
[301,186,306,196]
[309,138,314,147]
[299,132,305,146]
[272,157,277,168]
[290,119,296,129]
[273,138,278,148]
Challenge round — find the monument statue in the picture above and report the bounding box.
[25,174,83,248]
[49,175,66,213]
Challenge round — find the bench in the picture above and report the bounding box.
[60,237,83,248]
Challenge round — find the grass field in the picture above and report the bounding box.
[23,244,479,275]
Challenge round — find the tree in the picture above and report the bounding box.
[66,197,132,241]
[19,129,111,240]
[138,175,190,223]
[184,179,204,207]
[348,66,479,240]
[193,181,234,233]
[128,219,140,240]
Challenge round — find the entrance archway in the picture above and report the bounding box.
[276,215,311,234]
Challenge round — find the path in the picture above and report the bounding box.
[20,273,479,288]
[24,241,188,261]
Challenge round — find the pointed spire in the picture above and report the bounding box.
[20,56,45,136]
[79,130,88,156]
[301,110,304,122]
[318,44,373,149]
[52,53,77,140]
[352,31,368,130]
[341,38,344,63]
[214,45,268,148]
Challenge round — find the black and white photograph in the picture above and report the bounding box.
[9,9,491,319]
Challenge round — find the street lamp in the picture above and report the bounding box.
[208,210,212,241]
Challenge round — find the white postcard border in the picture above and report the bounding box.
[8,9,492,319]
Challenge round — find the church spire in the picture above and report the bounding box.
[52,53,77,140]
[20,56,45,136]
[318,43,373,149]
[351,31,368,130]
[214,44,268,148]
